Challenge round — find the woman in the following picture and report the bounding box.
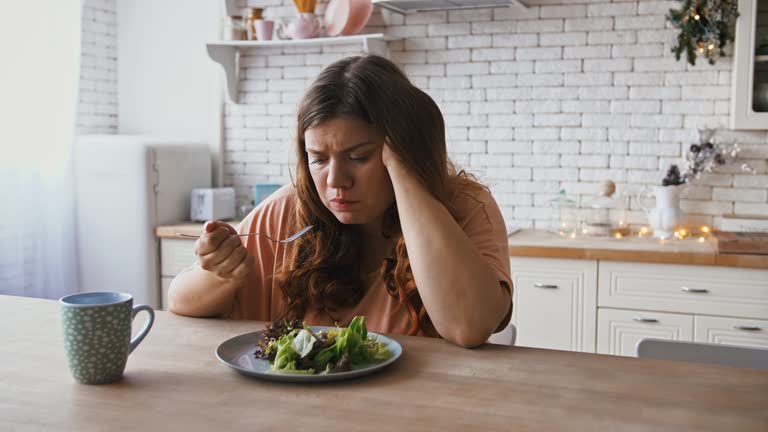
[168,55,512,348]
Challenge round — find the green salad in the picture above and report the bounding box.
[254,316,392,374]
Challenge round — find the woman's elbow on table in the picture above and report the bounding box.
[441,287,512,348]
[166,268,238,318]
[441,315,505,348]
[451,333,492,349]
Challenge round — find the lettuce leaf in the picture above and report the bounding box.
[365,338,393,362]
[265,316,392,375]
[271,329,317,374]
[349,315,367,340]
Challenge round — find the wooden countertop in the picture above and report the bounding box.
[156,223,767,270]
[508,229,768,270]
[3,295,767,432]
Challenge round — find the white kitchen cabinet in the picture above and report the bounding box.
[596,261,768,356]
[509,254,768,357]
[159,238,197,309]
[694,315,768,349]
[510,257,597,352]
[160,239,198,278]
[161,277,174,311]
[597,308,694,357]
[598,261,768,319]
[731,0,768,129]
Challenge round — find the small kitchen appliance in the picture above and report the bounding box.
[190,187,236,222]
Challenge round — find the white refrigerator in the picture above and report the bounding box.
[73,135,211,308]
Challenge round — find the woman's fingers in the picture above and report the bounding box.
[216,246,249,277]
[193,221,252,280]
[195,221,239,256]
[198,236,239,271]
[210,235,243,265]
[195,226,231,256]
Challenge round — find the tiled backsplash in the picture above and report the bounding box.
[225,0,768,228]
[80,0,768,228]
[78,0,118,134]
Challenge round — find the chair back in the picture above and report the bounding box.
[636,339,768,370]
[488,323,517,346]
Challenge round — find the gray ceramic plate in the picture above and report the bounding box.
[215,326,403,383]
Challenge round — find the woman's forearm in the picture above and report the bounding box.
[167,264,242,318]
[387,163,510,348]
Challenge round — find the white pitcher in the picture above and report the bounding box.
[637,185,686,238]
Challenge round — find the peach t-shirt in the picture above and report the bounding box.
[226,184,513,337]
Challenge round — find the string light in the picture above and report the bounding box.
[658,225,715,242]
[558,224,714,242]
[694,14,700,20]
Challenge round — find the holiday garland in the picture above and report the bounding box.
[667,0,739,65]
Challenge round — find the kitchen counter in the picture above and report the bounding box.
[508,229,768,270]
[3,295,767,432]
[156,223,768,270]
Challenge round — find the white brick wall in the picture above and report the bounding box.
[77,0,118,134]
[222,0,768,229]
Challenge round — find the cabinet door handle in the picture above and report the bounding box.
[734,326,762,332]
[533,283,558,289]
[680,286,709,294]
[633,317,659,323]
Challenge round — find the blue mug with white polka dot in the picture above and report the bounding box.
[60,292,154,384]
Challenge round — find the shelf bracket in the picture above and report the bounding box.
[206,45,240,103]
[363,38,387,57]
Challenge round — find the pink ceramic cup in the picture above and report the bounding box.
[255,19,274,41]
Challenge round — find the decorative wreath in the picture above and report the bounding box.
[667,0,739,65]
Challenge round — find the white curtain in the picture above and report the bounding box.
[0,2,83,299]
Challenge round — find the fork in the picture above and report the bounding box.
[175,225,314,243]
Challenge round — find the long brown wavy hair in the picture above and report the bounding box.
[274,55,483,336]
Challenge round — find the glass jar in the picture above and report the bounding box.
[222,15,246,40]
[582,180,617,237]
[613,191,631,237]
[237,199,255,220]
[549,189,578,236]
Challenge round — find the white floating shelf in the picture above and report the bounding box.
[206,33,400,103]
[755,55,768,63]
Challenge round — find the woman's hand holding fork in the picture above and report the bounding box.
[195,221,254,281]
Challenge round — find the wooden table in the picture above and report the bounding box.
[2,296,767,431]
